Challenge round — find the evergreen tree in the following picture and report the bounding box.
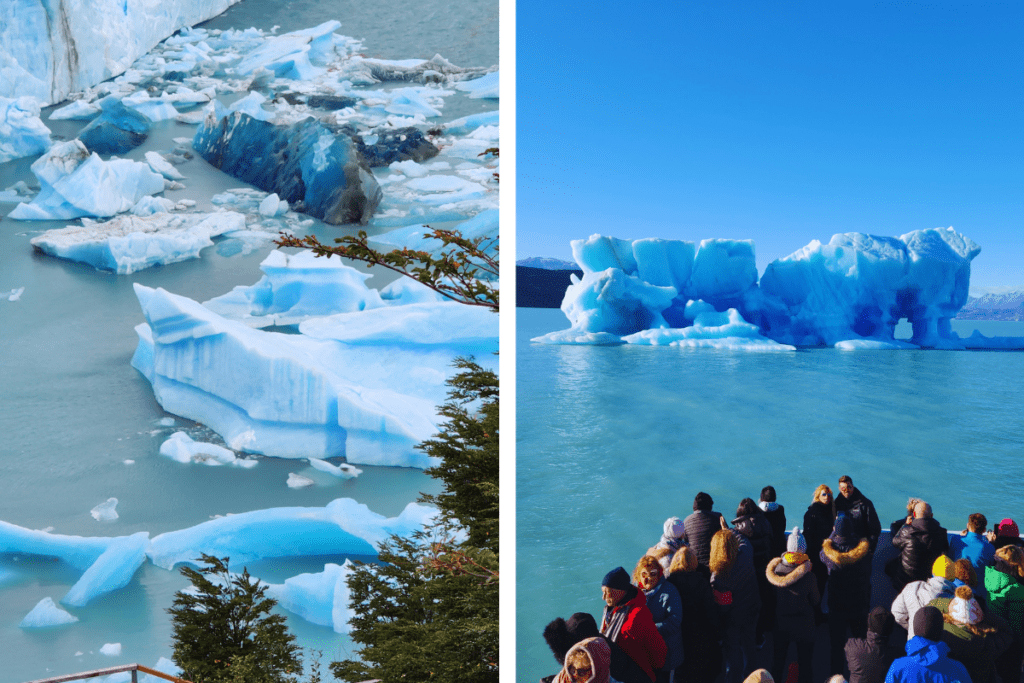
[168,554,302,683]
[331,359,499,683]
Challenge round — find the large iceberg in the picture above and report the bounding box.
[537,228,982,349]
[266,560,355,633]
[0,96,51,163]
[0,0,242,105]
[147,499,434,569]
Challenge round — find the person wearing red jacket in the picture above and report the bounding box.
[600,567,667,682]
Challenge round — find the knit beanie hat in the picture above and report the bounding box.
[998,519,1020,538]
[932,555,956,580]
[663,517,685,541]
[914,605,944,642]
[833,513,853,542]
[867,605,894,637]
[602,567,631,591]
[949,585,984,625]
[565,612,600,640]
[786,527,807,554]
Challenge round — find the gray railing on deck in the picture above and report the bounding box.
[22,664,192,683]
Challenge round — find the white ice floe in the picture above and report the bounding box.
[146,499,435,569]
[20,597,78,628]
[454,70,499,99]
[536,228,982,349]
[266,560,355,633]
[62,532,150,607]
[100,643,122,657]
[5,287,25,301]
[159,432,257,468]
[287,473,315,488]
[372,208,498,260]
[91,498,119,522]
[9,140,165,221]
[30,211,246,273]
[144,151,185,180]
[308,458,361,479]
[0,96,51,163]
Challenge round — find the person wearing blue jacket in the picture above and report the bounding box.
[885,605,973,683]
[949,513,996,603]
[634,555,683,683]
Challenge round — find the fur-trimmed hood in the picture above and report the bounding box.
[766,556,811,588]
[821,537,869,567]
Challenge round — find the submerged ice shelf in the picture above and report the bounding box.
[536,228,1024,350]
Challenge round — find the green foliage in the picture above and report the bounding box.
[275,228,498,311]
[168,554,302,683]
[331,360,499,683]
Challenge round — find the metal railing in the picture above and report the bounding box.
[22,664,193,683]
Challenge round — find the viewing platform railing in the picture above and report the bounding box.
[22,664,192,683]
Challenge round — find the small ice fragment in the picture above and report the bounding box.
[90,498,119,522]
[159,417,175,426]
[8,287,25,301]
[123,459,135,465]
[287,473,315,488]
[259,193,280,216]
[308,458,361,479]
[75,651,83,656]
[20,597,79,628]
[100,643,122,656]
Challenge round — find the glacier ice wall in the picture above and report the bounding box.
[538,228,981,349]
[0,0,242,105]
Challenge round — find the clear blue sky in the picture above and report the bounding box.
[516,2,1024,292]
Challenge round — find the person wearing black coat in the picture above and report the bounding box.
[803,484,836,614]
[666,546,721,683]
[759,486,787,558]
[820,512,872,676]
[886,500,950,593]
[766,528,819,683]
[734,497,775,645]
[681,492,724,569]
[835,475,882,552]
[843,606,895,683]
[541,611,650,683]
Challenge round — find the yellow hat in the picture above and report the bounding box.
[932,555,955,580]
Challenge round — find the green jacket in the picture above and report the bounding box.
[984,558,1024,636]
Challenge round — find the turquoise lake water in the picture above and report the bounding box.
[516,306,1024,683]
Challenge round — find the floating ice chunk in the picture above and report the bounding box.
[308,458,361,479]
[50,99,103,120]
[6,287,25,301]
[384,87,442,118]
[287,473,315,488]
[131,196,176,215]
[454,71,499,99]
[0,520,112,571]
[123,93,180,122]
[91,498,119,522]
[379,277,447,304]
[124,460,135,465]
[193,112,381,225]
[299,300,497,348]
[77,98,150,154]
[389,160,430,178]
[144,151,185,180]
[957,331,1024,350]
[20,597,78,628]
[442,110,499,136]
[531,329,625,345]
[132,284,442,466]
[159,417,176,426]
[203,249,385,327]
[233,21,340,77]
[61,532,150,607]
[30,212,245,273]
[146,499,436,569]
[373,209,498,260]
[10,141,165,220]
[835,339,920,350]
[100,643,122,656]
[258,192,288,216]
[0,96,51,163]
[159,432,255,468]
[266,560,355,632]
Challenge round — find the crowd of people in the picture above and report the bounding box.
[542,476,1024,683]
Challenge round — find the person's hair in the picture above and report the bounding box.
[953,558,977,586]
[565,648,592,677]
[996,545,1024,579]
[913,501,932,519]
[812,484,833,503]
[633,555,662,584]
[736,497,758,518]
[709,529,739,575]
[838,475,853,487]
[968,513,987,533]
[669,546,698,574]
[646,546,672,562]
[906,497,921,514]
[694,492,713,511]
[760,486,776,503]
[943,586,997,636]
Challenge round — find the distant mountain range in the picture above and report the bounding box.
[517,257,1024,320]
[958,291,1024,321]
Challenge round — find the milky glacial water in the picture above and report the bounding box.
[516,307,1024,683]
[0,0,497,679]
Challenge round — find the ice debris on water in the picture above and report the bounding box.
[5,287,25,301]
[20,597,78,628]
[91,498,119,522]
[287,473,315,488]
[100,643,122,656]
[159,432,257,468]
[0,96,52,163]
[308,458,361,479]
[265,560,355,632]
